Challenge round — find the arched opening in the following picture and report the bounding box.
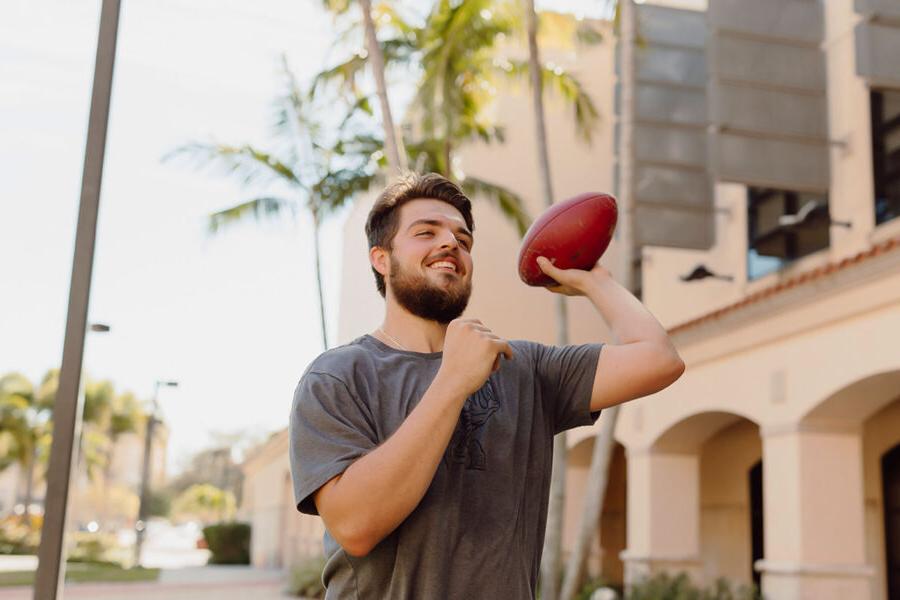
[564,438,627,587]
[883,443,900,599]
[646,411,762,587]
[811,371,900,600]
[698,417,762,588]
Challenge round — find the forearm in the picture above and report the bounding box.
[583,274,674,350]
[316,373,466,555]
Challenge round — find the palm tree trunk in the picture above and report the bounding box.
[23,446,36,519]
[559,404,620,599]
[523,3,570,599]
[312,212,329,350]
[102,431,117,526]
[560,2,636,597]
[360,0,407,175]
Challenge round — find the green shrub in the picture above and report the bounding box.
[202,522,250,565]
[576,577,618,600]
[288,555,327,598]
[626,572,760,600]
[0,515,41,555]
[67,531,120,566]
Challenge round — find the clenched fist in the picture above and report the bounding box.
[438,318,513,398]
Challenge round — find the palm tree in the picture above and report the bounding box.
[560,2,635,598]
[0,371,55,518]
[167,61,383,350]
[321,0,408,174]
[313,0,599,236]
[520,2,569,598]
[103,391,141,480]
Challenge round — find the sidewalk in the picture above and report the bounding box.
[0,565,290,600]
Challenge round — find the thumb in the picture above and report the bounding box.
[536,256,561,275]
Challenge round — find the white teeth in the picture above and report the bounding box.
[429,261,456,272]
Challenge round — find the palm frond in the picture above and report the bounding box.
[0,373,33,400]
[405,138,449,176]
[273,56,321,147]
[322,0,351,15]
[461,175,532,237]
[310,53,368,97]
[372,2,419,37]
[338,93,376,131]
[208,197,295,234]
[164,142,302,189]
[503,60,600,143]
[313,169,381,215]
[575,21,604,46]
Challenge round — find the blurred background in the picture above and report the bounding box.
[2,0,899,599]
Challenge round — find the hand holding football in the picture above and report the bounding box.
[517,192,618,287]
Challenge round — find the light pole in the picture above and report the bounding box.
[33,0,122,596]
[133,379,177,567]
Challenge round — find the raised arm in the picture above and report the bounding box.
[536,257,684,411]
[311,319,512,557]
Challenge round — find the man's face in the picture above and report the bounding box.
[381,198,474,323]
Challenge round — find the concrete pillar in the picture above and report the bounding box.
[622,448,702,585]
[823,0,876,255]
[758,424,874,600]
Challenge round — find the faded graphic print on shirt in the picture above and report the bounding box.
[444,380,500,470]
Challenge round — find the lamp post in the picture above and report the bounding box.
[133,379,177,567]
[33,0,122,596]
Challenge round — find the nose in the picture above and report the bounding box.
[438,229,459,250]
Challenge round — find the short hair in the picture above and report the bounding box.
[365,172,475,297]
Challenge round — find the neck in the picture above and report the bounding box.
[378,297,449,353]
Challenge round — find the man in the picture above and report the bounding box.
[290,173,684,599]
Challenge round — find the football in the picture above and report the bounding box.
[517,192,618,287]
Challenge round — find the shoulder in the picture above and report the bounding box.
[302,336,375,382]
[292,338,378,418]
[293,337,378,406]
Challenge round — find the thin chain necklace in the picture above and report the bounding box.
[377,327,410,351]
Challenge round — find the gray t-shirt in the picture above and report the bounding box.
[289,334,602,600]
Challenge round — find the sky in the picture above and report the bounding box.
[0,0,617,474]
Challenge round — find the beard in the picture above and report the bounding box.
[388,254,472,324]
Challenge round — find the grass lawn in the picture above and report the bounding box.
[0,563,160,587]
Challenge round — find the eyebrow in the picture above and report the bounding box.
[406,218,473,240]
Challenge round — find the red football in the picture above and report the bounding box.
[517,192,618,287]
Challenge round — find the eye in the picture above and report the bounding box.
[457,237,471,249]
[416,230,433,238]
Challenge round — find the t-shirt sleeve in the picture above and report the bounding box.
[530,341,604,434]
[289,369,378,515]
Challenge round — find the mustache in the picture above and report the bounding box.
[425,250,460,263]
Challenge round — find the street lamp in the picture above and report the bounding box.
[679,264,735,282]
[134,379,178,567]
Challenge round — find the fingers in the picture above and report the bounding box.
[450,317,513,363]
[493,339,514,361]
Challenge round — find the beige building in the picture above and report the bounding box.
[242,1,900,598]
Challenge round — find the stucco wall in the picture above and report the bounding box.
[863,398,900,600]
[699,419,761,586]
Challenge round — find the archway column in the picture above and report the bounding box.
[622,448,703,585]
[758,423,875,599]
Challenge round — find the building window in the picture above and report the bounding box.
[872,89,900,226]
[747,187,831,280]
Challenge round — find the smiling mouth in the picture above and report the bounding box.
[426,260,461,275]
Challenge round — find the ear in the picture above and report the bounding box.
[369,246,389,278]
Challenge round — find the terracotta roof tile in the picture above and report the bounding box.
[669,236,900,334]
